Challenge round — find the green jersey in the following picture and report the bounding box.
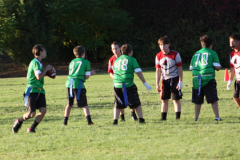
[26,58,45,94]
[65,58,91,89]
[113,55,141,88]
[190,47,221,89]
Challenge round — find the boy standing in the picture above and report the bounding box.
[155,36,183,120]
[189,35,221,121]
[227,34,240,109]
[63,46,96,125]
[112,44,152,125]
[108,41,138,121]
[12,44,52,133]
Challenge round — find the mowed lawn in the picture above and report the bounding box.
[0,67,240,160]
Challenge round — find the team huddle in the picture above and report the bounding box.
[12,34,240,133]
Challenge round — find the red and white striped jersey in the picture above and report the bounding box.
[108,55,117,74]
[155,50,182,80]
[230,50,240,80]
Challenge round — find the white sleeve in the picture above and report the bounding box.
[85,71,91,76]
[134,68,142,73]
[34,70,41,75]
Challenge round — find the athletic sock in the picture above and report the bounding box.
[86,115,92,123]
[176,112,181,119]
[139,118,145,123]
[19,117,24,123]
[161,112,167,120]
[63,117,68,125]
[113,119,118,125]
[131,111,136,116]
[30,120,39,130]
[120,114,125,121]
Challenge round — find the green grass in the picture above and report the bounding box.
[1,67,240,160]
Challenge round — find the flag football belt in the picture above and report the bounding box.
[70,78,82,100]
[24,86,41,107]
[113,83,129,106]
[193,75,213,97]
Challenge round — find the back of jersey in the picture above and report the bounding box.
[190,48,220,76]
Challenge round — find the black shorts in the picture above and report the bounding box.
[114,84,141,109]
[27,93,46,112]
[67,88,87,107]
[233,80,240,98]
[192,79,219,104]
[161,77,182,100]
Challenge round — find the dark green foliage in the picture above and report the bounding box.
[1,0,55,66]
[46,0,132,62]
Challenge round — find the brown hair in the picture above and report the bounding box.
[121,44,132,55]
[200,35,213,48]
[111,41,121,48]
[229,34,240,41]
[73,46,85,58]
[32,44,45,56]
[158,36,170,45]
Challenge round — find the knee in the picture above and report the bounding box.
[40,108,47,115]
[30,111,36,118]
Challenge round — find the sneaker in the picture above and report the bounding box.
[112,121,118,125]
[27,128,36,133]
[62,124,68,126]
[194,119,199,121]
[12,119,22,133]
[139,118,145,123]
[131,114,138,121]
[88,122,96,125]
[215,118,222,121]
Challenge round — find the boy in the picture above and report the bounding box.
[112,44,152,125]
[63,46,96,125]
[227,34,240,109]
[108,41,138,121]
[189,35,221,121]
[12,44,52,133]
[155,36,183,120]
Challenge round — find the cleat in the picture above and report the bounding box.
[215,118,222,121]
[62,124,68,126]
[120,119,125,122]
[88,122,96,125]
[12,119,22,133]
[112,121,118,125]
[27,128,36,133]
[131,114,138,121]
[139,118,145,123]
[194,119,199,121]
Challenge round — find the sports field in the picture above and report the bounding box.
[1,67,240,160]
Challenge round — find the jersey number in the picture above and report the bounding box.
[194,53,208,67]
[115,59,128,71]
[70,61,82,74]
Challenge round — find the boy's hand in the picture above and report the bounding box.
[143,82,152,91]
[156,85,160,92]
[45,65,53,71]
[91,70,96,75]
[227,80,232,90]
[176,81,183,90]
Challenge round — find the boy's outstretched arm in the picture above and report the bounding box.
[136,72,152,91]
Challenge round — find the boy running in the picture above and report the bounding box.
[155,36,183,120]
[112,44,152,125]
[108,41,138,121]
[227,34,240,109]
[189,35,221,121]
[63,46,96,125]
[12,44,52,133]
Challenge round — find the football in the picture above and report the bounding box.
[46,67,56,79]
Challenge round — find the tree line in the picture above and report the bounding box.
[1,0,240,67]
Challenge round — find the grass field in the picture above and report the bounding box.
[1,67,240,160]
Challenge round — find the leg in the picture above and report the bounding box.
[211,101,220,118]
[12,111,36,133]
[119,109,125,121]
[161,99,168,120]
[135,105,145,123]
[63,105,72,125]
[130,108,138,121]
[195,104,201,120]
[83,106,95,125]
[28,107,47,132]
[233,97,240,109]
[113,107,121,125]
[173,100,181,119]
